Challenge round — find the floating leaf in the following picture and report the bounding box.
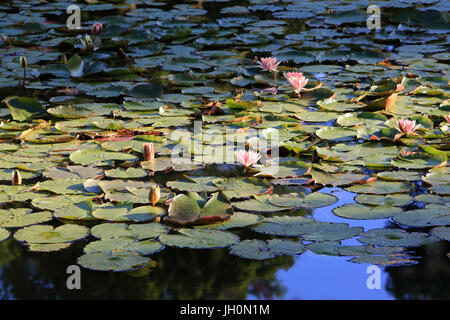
[355,194,413,207]
[2,96,46,121]
[0,208,53,228]
[91,223,168,240]
[167,191,233,225]
[345,181,411,194]
[84,238,164,256]
[391,153,447,169]
[159,229,239,249]
[77,251,150,272]
[70,149,139,165]
[393,205,450,227]
[195,211,263,230]
[0,227,10,242]
[333,203,403,220]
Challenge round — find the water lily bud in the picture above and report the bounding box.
[311,149,319,163]
[143,143,155,161]
[12,169,22,185]
[149,185,160,206]
[92,22,103,35]
[19,56,27,69]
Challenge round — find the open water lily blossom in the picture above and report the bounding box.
[444,114,450,123]
[256,57,281,73]
[284,72,308,96]
[235,149,261,173]
[256,57,281,87]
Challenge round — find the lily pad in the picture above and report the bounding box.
[77,251,150,272]
[229,239,304,260]
[159,229,239,249]
[333,203,403,220]
[393,206,450,227]
[70,149,139,165]
[0,208,53,228]
[2,96,46,122]
[14,224,89,244]
[357,228,438,247]
[167,191,233,225]
[91,223,169,240]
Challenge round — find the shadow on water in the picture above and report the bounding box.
[0,238,294,300]
[1,230,449,299]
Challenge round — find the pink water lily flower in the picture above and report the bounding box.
[284,72,308,95]
[92,22,103,35]
[395,119,421,135]
[394,119,421,140]
[235,149,261,174]
[256,57,281,73]
[444,114,450,123]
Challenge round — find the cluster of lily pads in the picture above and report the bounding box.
[0,0,448,272]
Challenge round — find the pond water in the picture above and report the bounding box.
[1,190,449,299]
[0,0,448,300]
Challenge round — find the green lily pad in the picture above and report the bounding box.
[311,169,369,187]
[391,153,447,169]
[84,238,165,256]
[2,96,46,122]
[376,171,421,181]
[0,208,53,228]
[254,161,310,178]
[91,222,169,240]
[393,205,450,227]
[0,227,10,242]
[316,127,357,142]
[14,224,89,244]
[47,105,94,119]
[345,181,411,195]
[166,176,219,192]
[431,227,450,241]
[305,240,341,256]
[333,203,403,220]
[269,192,338,209]
[70,149,139,165]
[355,194,413,206]
[159,228,239,249]
[195,211,263,230]
[251,216,363,241]
[167,191,233,225]
[357,228,438,247]
[212,177,270,198]
[338,245,417,266]
[36,178,91,195]
[104,168,148,179]
[26,242,72,252]
[77,251,150,272]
